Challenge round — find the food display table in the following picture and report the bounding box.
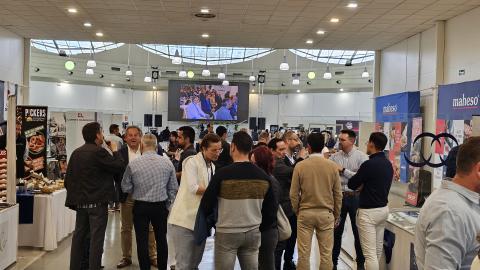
[18,189,76,251]
[0,204,19,269]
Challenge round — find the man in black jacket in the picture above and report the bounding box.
[65,122,124,270]
[214,125,233,170]
[268,138,297,270]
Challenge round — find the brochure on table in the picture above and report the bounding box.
[434,80,480,188]
[375,92,423,205]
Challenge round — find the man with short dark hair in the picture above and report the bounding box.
[348,132,393,270]
[65,122,124,270]
[176,126,197,181]
[199,131,276,269]
[214,125,233,170]
[415,136,480,270]
[105,124,123,149]
[290,132,342,270]
[330,130,368,269]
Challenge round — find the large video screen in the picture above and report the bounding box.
[168,80,249,122]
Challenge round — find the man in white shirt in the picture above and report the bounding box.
[116,126,157,269]
[104,124,123,150]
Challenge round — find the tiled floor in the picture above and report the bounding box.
[10,212,352,270]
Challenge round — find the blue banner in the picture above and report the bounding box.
[375,92,421,122]
[438,80,480,120]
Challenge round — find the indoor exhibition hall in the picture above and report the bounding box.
[1,0,480,270]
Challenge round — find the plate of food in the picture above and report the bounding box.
[28,131,46,154]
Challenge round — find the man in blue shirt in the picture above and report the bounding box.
[122,134,178,270]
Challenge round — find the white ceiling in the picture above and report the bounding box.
[1,0,478,49]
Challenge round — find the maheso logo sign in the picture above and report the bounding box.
[452,93,479,109]
[382,103,398,114]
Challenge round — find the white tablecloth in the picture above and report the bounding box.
[0,204,19,269]
[18,189,76,251]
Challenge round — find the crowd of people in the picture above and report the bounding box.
[179,85,239,120]
[64,121,480,270]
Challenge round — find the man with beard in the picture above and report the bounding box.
[175,126,197,182]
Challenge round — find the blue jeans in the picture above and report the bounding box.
[332,194,365,266]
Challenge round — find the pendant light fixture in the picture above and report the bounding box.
[222,64,229,86]
[87,59,96,68]
[179,65,187,78]
[279,49,289,71]
[323,66,332,79]
[361,67,369,78]
[202,48,210,77]
[172,49,182,65]
[307,53,316,79]
[126,44,133,76]
[86,68,94,75]
[218,67,226,80]
[187,70,195,78]
[292,54,300,85]
[144,52,152,83]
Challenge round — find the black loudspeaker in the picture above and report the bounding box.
[416,170,432,207]
[257,118,266,130]
[144,114,153,127]
[249,117,257,130]
[154,115,162,127]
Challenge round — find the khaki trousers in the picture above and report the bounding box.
[297,209,335,270]
[121,195,157,260]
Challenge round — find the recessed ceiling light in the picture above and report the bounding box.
[110,84,115,87]
[202,33,209,38]
[316,30,325,35]
[347,3,358,8]
[306,40,314,44]
[68,8,77,13]
[96,32,103,37]
[200,9,210,14]
[83,22,92,27]
[330,18,340,23]
[339,88,344,91]
[296,89,301,93]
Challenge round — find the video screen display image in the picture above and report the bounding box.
[168,81,249,122]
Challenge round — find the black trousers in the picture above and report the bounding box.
[332,195,365,266]
[274,214,297,269]
[133,200,168,270]
[70,204,108,270]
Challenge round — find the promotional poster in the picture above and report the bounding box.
[17,106,48,175]
[48,112,67,179]
[405,118,423,206]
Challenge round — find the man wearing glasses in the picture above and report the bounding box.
[330,130,368,270]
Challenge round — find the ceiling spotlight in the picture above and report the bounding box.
[296,89,301,93]
[307,81,312,85]
[251,89,255,93]
[67,8,77,13]
[65,60,75,71]
[340,88,344,92]
[323,66,332,79]
[96,32,104,37]
[110,84,115,87]
[292,78,300,85]
[330,18,340,23]
[83,22,92,27]
[347,3,358,8]
[125,77,131,82]
[362,67,370,78]
[317,30,325,35]
[86,68,94,75]
[200,8,210,13]
[249,73,256,82]
[144,75,152,83]
[281,82,286,87]
[99,74,104,78]
[252,82,256,86]
[187,71,195,78]
[202,33,209,38]
[153,86,157,90]
[307,71,316,80]
[222,80,229,86]
[202,68,211,77]
[280,55,289,71]
[172,49,182,65]
[125,67,133,76]
[87,59,96,68]
[306,40,313,44]
[68,71,73,75]
[34,67,40,72]
[336,80,342,84]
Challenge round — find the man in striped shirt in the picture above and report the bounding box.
[330,130,368,270]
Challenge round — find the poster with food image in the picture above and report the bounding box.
[17,106,48,175]
[406,118,423,206]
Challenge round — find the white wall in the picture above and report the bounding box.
[29,81,373,131]
[0,27,24,84]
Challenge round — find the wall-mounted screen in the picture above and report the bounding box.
[168,80,249,122]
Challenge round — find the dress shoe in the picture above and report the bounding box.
[357,263,365,270]
[170,266,175,270]
[117,258,132,268]
[283,261,296,270]
[150,259,158,267]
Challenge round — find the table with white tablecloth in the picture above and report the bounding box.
[18,189,76,251]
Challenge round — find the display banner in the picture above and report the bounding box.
[66,111,96,161]
[405,117,423,206]
[375,92,421,183]
[375,92,421,122]
[433,80,480,187]
[16,106,48,175]
[335,120,360,134]
[48,112,67,179]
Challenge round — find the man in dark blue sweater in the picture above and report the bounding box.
[348,132,393,270]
